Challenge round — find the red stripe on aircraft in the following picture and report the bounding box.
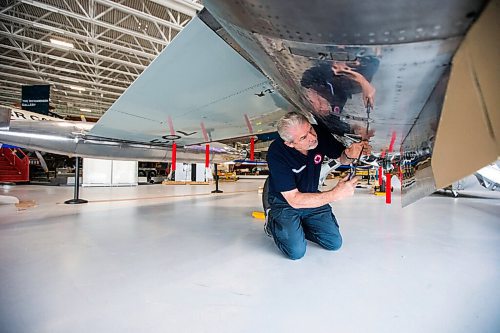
[167,116,175,136]
[388,131,396,152]
[200,122,209,142]
[244,114,253,134]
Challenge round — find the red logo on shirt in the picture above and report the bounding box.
[314,154,322,164]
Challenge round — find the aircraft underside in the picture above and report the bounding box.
[199,0,497,206]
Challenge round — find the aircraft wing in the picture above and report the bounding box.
[89,16,292,147]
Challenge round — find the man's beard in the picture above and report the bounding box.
[307,140,318,150]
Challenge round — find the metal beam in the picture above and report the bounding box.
[150,0,202,17]
[142,4,168,42]
[0,90,109,115]
[0,31,148,70]
[0,44,139,78]
[18,0,170,46]
[0,79,116,105]
[0,71,123,97]
[94,0,185,31]
[0,14,158,59]
[0,55,130,85]
[0,63,127,92]
[0,90,110,115]
[2,35,48,85]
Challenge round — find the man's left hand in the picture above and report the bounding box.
[345,141,372,159]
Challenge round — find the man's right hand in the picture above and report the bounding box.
[330,175,358,201]
[281,175,359,208]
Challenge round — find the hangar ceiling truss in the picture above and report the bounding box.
[0,0,202,118]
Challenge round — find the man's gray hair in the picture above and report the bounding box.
[277,112,309,142]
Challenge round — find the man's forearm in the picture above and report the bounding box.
[285,188,342,209]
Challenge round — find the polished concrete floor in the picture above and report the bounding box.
[0,179,499,333]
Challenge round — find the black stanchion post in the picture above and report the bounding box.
[65,157,88,204]
[211,163,223,193]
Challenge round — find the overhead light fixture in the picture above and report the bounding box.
[69,85,85,91]
[80,108,92,112]
[50,38,74,48]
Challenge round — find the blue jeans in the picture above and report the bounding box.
[267,195,342,260]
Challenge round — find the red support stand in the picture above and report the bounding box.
[171,142,177,169]
[385,173,392,204]
[170,142,177,180]
[205,144,210,168]
[250,137,255,161]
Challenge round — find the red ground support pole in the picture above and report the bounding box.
[205,144,210,168]
[386,134,395,205]
[250,137,255,161]
[386,173,392,204]
[171,142,177,171]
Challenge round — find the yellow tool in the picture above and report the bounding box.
[252,211,265,220]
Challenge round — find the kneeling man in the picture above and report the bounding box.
[265,112,368,259]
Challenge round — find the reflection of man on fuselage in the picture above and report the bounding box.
[300,57,379,137]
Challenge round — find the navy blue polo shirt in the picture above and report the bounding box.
[267,123,344,202]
